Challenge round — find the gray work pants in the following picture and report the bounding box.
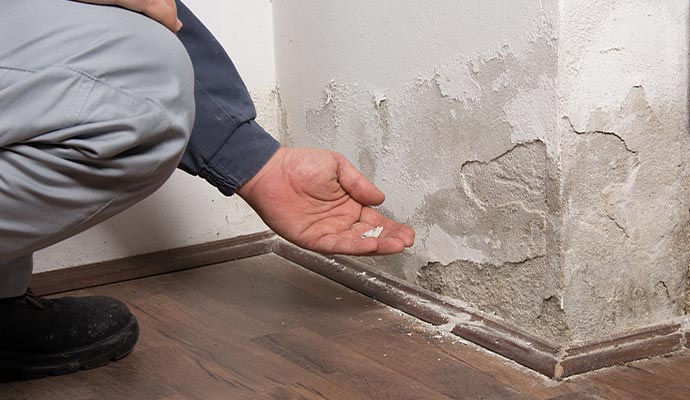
[0,0,195,297]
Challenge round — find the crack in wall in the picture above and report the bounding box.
[656,281,671,302]
[563,116,638,154]
[417,140,549,267]
[295,19,564,342]
[459,174,486,211]
[605,214,630,239]
[459,140,547,170]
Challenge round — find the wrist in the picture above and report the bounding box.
[237,147,286,200]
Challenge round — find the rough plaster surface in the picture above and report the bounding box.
[558,0,690,342]
[275,0,690,344]
[274,0,565,341]
[415,141,570,343]
[560,88,690,340]
[418,256,570,343]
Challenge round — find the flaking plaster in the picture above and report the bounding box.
[274,0,565,341]
[274,0,690,344]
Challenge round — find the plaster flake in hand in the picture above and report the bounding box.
[362,226,384,238]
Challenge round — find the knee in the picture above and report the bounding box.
[115,17,196,135]
[2,2,196,205]
[67,6,196,144]
[119,24,195,174]
[64,20,196,190]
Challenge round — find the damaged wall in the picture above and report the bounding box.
[274,0,690,345]
[558,0,690,342]
[273,0,568,343]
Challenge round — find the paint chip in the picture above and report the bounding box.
[373,92,387,108]
[362,226,384,238]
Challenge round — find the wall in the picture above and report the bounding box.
[273,0,566,342]
[273,0,690,344]
[558,0,690,342]
[34,0,278,272]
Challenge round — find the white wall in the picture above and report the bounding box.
[34,0,277,273]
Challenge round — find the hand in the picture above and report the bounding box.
[75,0,183,32]
[238,148,415,255]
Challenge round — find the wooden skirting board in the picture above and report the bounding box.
[31,231,689,379]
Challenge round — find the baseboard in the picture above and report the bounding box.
[31,231,276,296]
[32,233,689,379]
[559,323,685,377]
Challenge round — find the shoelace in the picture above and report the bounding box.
[23,289,47,310]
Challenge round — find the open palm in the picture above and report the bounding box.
[237,148,415,255]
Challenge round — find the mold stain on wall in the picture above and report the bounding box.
[297,21,568,341]
[407,26,564,342]
[561,86,690,340]
[279,0,690,346]
[414,140,571,343]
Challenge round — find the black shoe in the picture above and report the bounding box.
[0,289,139,381]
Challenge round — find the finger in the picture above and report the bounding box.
[308,216,413,255]
[169,0,183,31]
[116,0,182,32]
[335,153,385,206]
[311,234,407,256]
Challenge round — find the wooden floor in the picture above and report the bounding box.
[2,253,690,399]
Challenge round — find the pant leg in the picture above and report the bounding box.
[0,0,195,296]
[0,256,32,298]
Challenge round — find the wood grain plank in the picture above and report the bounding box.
[544,391,603,400]
[419,331,579,400]
[332,323,531,400]
[6,254,690,400]
[87,294,381,399]
[254,326,457,400]
[579,364,690,400]
[153,254,403,339]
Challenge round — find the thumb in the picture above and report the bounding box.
[335,153,385,206]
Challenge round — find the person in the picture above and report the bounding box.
[0,0,415,380]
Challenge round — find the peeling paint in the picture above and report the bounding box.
[273,0,690,346]
[419,141,549,266]
[285,6,563,341]
[274,87,294,147]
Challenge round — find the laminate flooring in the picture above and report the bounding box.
[2,253,690,399]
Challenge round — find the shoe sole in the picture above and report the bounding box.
[0,314,139,381]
